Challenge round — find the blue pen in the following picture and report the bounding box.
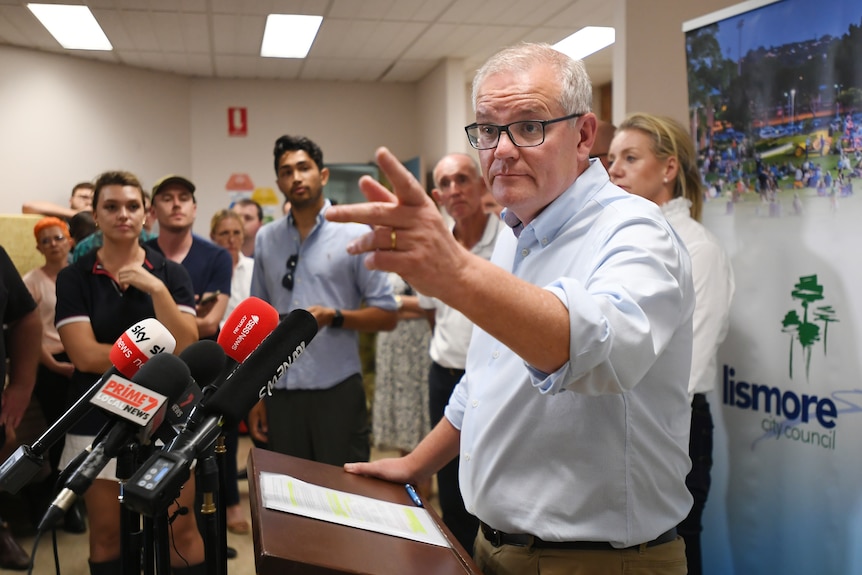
[405,483,423,507]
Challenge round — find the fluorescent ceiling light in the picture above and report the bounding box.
[27,3,112,51]
[553,26,615,60]
[261,14,322,58]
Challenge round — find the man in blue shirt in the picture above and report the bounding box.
[146,175,232,340]
[331,44,694,575]
[248,135,397,466]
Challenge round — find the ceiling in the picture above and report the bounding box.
[0,0,614,85]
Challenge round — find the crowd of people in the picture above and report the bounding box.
[1,41,739,575]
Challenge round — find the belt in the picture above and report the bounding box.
[480,522,677,551]
[431,361,465,378]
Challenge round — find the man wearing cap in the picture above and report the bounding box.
[146,175,232,339]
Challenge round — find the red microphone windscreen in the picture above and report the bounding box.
[217,297,279,363]
[108,318,178,378]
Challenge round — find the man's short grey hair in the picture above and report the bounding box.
[472,42,592,117]
[432,153,482,188]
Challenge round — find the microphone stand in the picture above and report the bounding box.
[196,445,223,575]
[117,441,144,575]
[215,433,230,575]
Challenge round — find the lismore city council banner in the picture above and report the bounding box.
[685,0,862,573]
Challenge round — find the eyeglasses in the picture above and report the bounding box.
[465,112,584,150]
[39,235,67,246]
[281,254,299,290]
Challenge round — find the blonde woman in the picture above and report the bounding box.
[608,113,735,575]
[209,208,252,536]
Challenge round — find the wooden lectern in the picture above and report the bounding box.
[247,448,482,575]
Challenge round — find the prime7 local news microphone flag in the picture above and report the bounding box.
[37,352,190,531]
[124,308,318,516]
[0,318,176,494]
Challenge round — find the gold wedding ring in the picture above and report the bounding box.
[390,229,397,250]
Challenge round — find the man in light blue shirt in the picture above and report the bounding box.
[248,135,397,466]
[331,43,694,575]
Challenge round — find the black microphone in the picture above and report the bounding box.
[0,318,177,494]
[122,309,317,516]
[203,308,318,423]
[152,341,227,444]
[37,353,189,531]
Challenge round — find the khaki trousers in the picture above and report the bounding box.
[474,532,688,575]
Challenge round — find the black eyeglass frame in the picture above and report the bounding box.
[281,254,299,290]
[465,111,585,150]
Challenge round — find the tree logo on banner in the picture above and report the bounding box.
[781,275,839,381]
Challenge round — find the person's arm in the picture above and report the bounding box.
[117,264,198,354]
[344,417,461,485]
[39,344,75,378]
[326,147,570,373]
[306,305,397,332]
[247,400,268,444]
[1,309,41,430]
[396,294,425,321]
[196,292,229,339]
[688,239,735,393]
[21,200,85,220]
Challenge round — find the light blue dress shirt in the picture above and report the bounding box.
[445,161,695,547]
[251,201,395,390]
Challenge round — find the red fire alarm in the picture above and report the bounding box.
[228,107,247,137]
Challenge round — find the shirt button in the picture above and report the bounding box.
[472,399,479,407]
[492,350,500,359]
[464,453,471,461]
[521,248,530,257]
[541,237,549,246]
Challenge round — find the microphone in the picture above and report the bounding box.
[37,353,190,531]
[0,318,176,494]
[210,297,279,389]
[123,309,317,516]
[203,308,318,423]
[172,298,278,432]
[217,297,280,365]
[152,340,226,444]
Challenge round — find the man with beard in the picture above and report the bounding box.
[247,135,396,466]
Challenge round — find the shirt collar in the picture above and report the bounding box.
[504,159,610,244]
[660,196,692,219]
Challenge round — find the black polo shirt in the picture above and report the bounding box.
[55,245,195,435]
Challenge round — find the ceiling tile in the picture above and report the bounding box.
[1,0,613,87]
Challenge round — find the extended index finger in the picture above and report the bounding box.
[373,147,428,207]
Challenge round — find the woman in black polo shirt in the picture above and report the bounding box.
[55,171,204,575]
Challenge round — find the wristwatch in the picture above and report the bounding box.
[331,308,345,328]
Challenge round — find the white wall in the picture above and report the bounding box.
[188,78,418,232]
[0,46,190,213]
[1,45,419,236]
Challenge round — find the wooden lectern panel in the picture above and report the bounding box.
[248,448,481,575]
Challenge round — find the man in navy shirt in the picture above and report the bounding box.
[146,175,232,339]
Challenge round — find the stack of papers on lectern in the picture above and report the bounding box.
[259,471,450,547]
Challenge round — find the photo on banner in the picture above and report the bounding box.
[683,0,862,574]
